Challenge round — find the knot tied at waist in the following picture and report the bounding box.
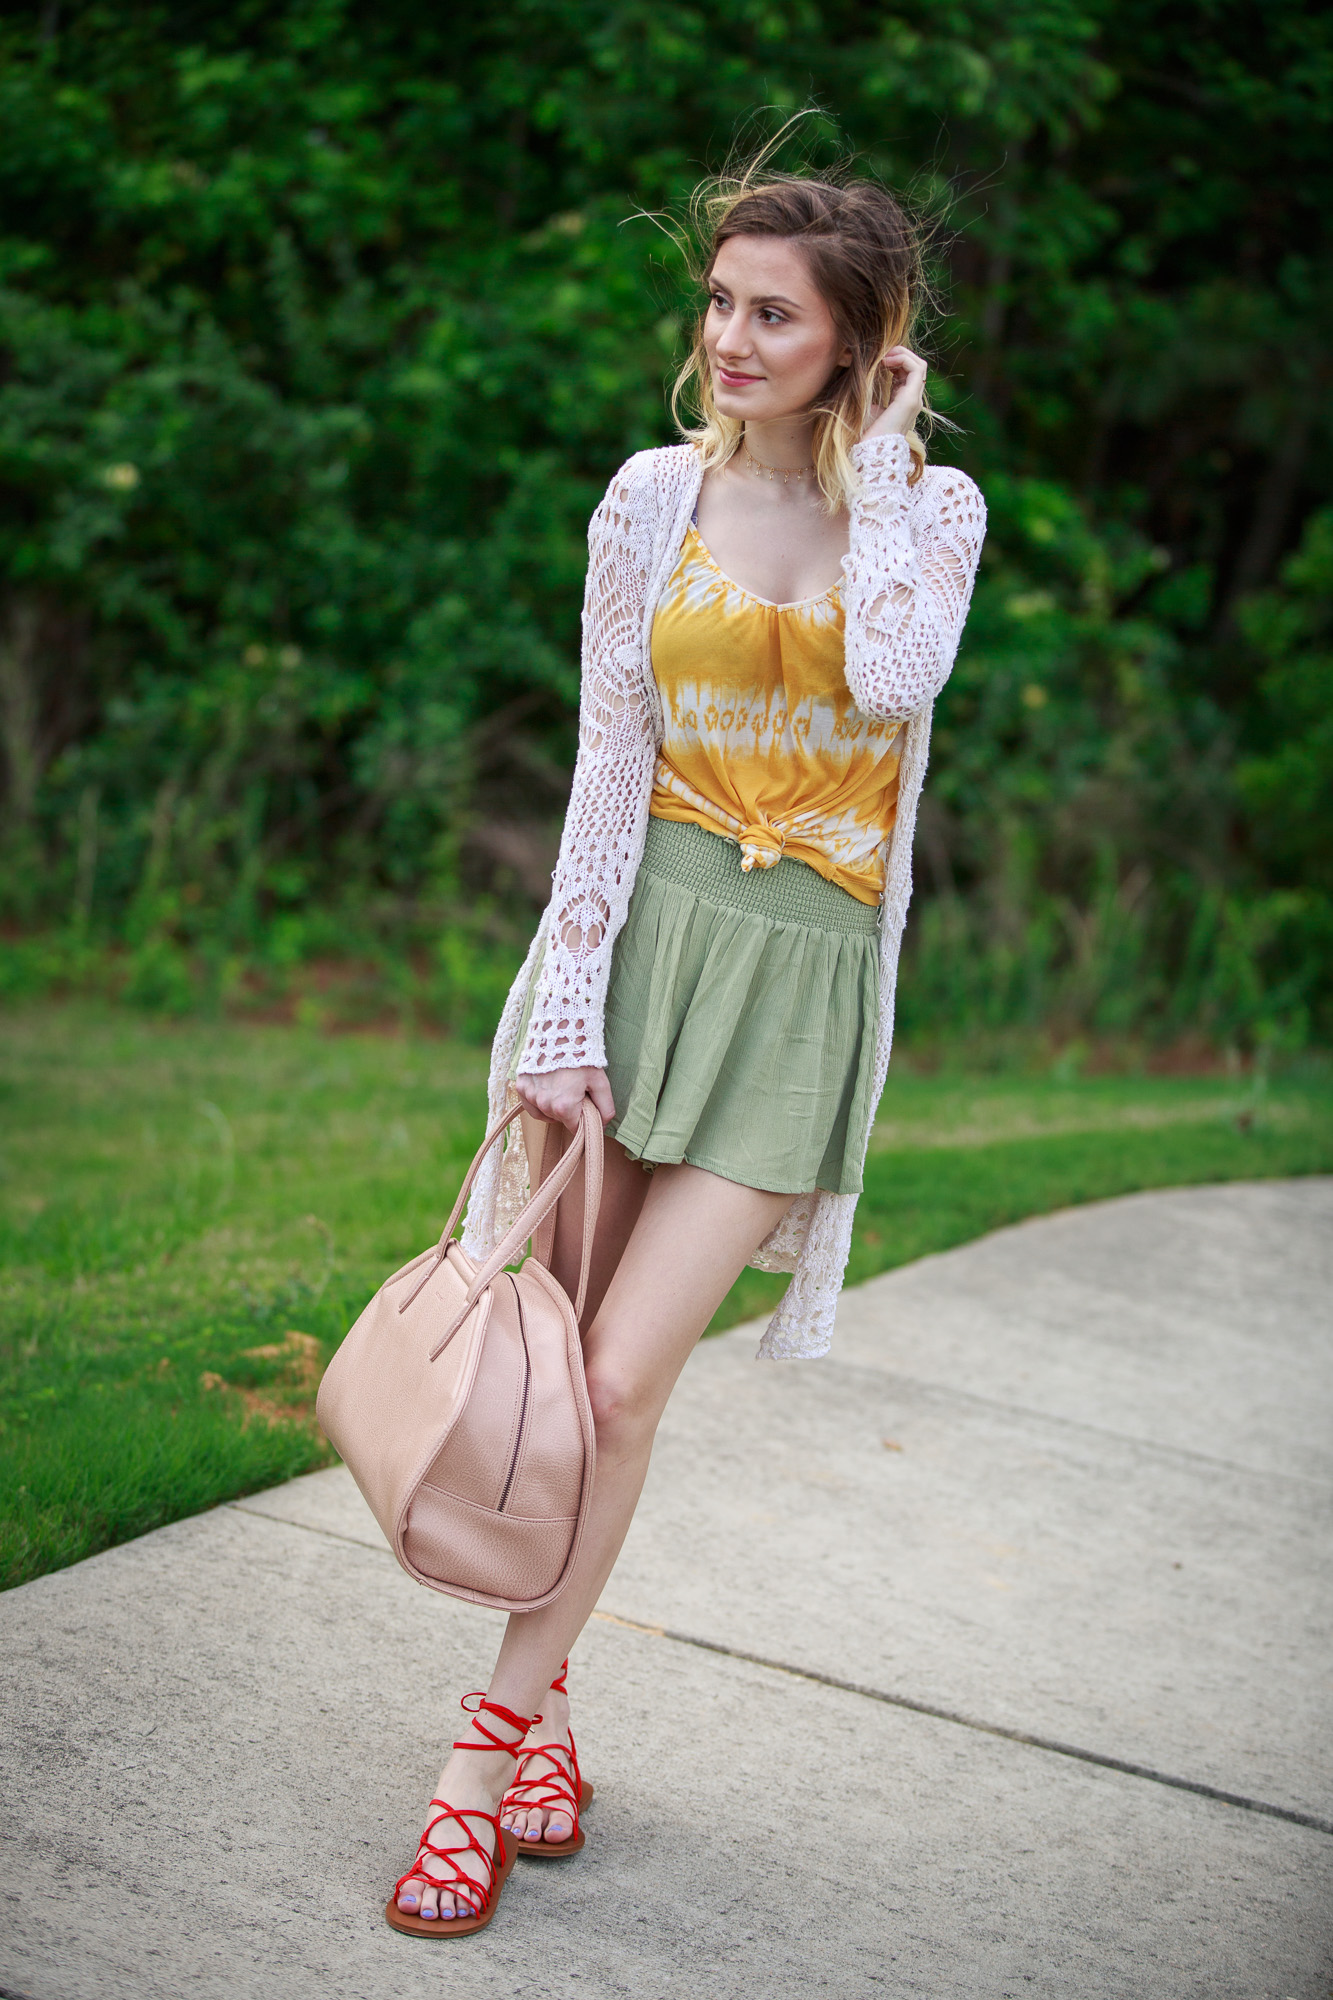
[738,822,785,872]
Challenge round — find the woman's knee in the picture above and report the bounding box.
[583,1351,657,1449]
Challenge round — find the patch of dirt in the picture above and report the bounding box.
[200,1330,323,1426]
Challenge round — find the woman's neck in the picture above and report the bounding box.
[741,417,817,469]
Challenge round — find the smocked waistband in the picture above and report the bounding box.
[640,816,880,936]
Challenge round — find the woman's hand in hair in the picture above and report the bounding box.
[862,344,927,441]
[515,1065,616,1134]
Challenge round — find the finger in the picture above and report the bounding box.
[880,349,926,386]
[884,366,926,407]
[588,1075,616,1125]
[883,357,925,388]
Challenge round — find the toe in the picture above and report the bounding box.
[396,1874,424,1912]
[522,1808,544,1841]
[546,1814,572,1843]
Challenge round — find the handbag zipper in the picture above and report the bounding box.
[496,1274,532,1514]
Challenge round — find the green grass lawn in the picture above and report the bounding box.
[3,1002,1329,1592]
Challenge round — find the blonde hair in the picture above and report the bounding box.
[670,165,930,511]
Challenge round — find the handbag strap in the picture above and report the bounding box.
[467,1099,603,1319]
[413,1099,605,1355]
[435,1100,526,1252]
[529,1113,603,1302]
[528,1123,562,1270]
[397,1101,526,1319]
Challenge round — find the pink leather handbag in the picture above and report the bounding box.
[316,1102,600,1612]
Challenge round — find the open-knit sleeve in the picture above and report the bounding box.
[840,434,987,721]
[516,458,660,1075]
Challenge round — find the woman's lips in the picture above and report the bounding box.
[717,366,763,386]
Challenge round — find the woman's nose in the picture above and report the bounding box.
[715,319,753,361]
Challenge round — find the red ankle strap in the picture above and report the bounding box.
[549,1658,570,1696]
[451,1693,533,1758]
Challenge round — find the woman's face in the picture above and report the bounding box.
[704,235,850,427]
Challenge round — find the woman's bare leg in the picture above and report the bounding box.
[396,1157,790,1917]
[495,1117,650,1846]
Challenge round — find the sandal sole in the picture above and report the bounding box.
[515,1779,593,1858]
[385,1829,517,1936]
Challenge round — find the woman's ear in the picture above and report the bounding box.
[838,345,853,367]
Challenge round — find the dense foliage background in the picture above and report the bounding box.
[1,0,1329,1046]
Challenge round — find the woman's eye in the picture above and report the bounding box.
[758,309,785,325]
[710,293,730,311]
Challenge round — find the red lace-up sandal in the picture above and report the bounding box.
[385,1695,533,1937]
[500,1660,594,1859]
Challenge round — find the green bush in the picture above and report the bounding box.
[0,2,1329,1043]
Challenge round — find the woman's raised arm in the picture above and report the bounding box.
[841,433,987,722]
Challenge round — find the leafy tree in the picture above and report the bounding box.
[0,0,1328,1039]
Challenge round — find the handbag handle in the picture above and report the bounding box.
[528,1114,595,1275]
[436,1100,527,1253]
[462,1099,603,1320]
[400,1098,605,1352]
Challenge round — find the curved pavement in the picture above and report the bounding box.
[1,1179,1330,1999]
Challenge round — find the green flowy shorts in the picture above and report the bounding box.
[599,817,880,1196]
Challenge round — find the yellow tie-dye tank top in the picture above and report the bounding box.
[648,522,904,905]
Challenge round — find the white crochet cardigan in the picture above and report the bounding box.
[463,431,987,1359]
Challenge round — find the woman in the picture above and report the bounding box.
[390,167,986,1933]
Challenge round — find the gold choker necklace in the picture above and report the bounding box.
[742,440,815,484]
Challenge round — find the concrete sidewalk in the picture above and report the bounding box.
[2,1180,1331,2000]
